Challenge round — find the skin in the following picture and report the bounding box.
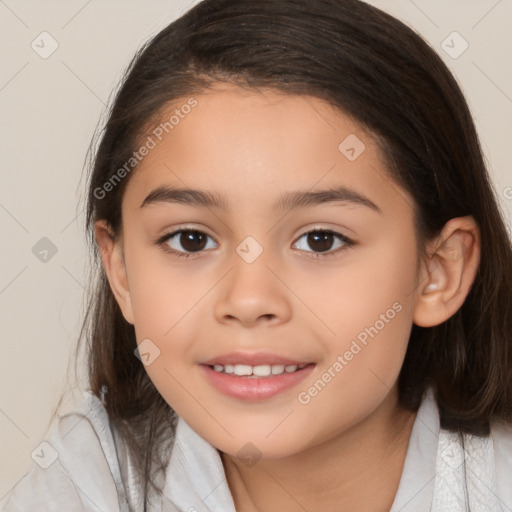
[95,83,480,511]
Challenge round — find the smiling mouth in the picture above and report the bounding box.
[208,363,312,377]
[200,361,316,400]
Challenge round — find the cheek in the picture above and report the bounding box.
[126,241,204,339]
[296,229,418,350]
[287,251,417,455]
[122,243,209,403]
[296,231,418,401]
[124,250,203,413]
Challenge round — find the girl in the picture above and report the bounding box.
[4,0,512,511]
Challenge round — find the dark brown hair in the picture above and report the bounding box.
[72,0,512,507]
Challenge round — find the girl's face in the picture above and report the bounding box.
[108,84,425,458]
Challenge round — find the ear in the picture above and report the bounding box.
[94,220,134,325]
[413,216,480,327]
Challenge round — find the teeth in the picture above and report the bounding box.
[234,364,252,376]
[211,363,308,376]
[271,365,285,375]
[253,365,272,377]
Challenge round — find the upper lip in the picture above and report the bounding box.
[201,351,313,367]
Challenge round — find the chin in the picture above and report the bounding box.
[202,418,311,461]
[219,436,304,462]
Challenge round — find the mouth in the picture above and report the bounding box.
[199,355,316,401]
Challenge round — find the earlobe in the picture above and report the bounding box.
[94,220,135,325]
[413,216,480,328]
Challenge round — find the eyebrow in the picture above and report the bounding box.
[140,185,382,213]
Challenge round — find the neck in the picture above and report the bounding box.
[221,390,417,512]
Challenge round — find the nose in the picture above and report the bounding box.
[214,253,292,328]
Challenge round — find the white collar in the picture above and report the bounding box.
[389,387,439,511]
[163,415,237,511]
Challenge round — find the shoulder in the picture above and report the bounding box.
[433,418,512,511]
[490,420,512,508]
[1,389,126,512]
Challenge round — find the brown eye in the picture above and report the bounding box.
[179,230,208,252]
[306,231,336,252]
[162,229,217,256]
[293,229,353,257]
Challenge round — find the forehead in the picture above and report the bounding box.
[122,84,412,217]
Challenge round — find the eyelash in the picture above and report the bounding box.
[156,227,355,260]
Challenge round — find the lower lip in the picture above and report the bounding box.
[199,364,315,401]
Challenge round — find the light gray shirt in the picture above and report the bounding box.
[2,388,512,511]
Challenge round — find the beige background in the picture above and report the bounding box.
[1,0,511,504]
